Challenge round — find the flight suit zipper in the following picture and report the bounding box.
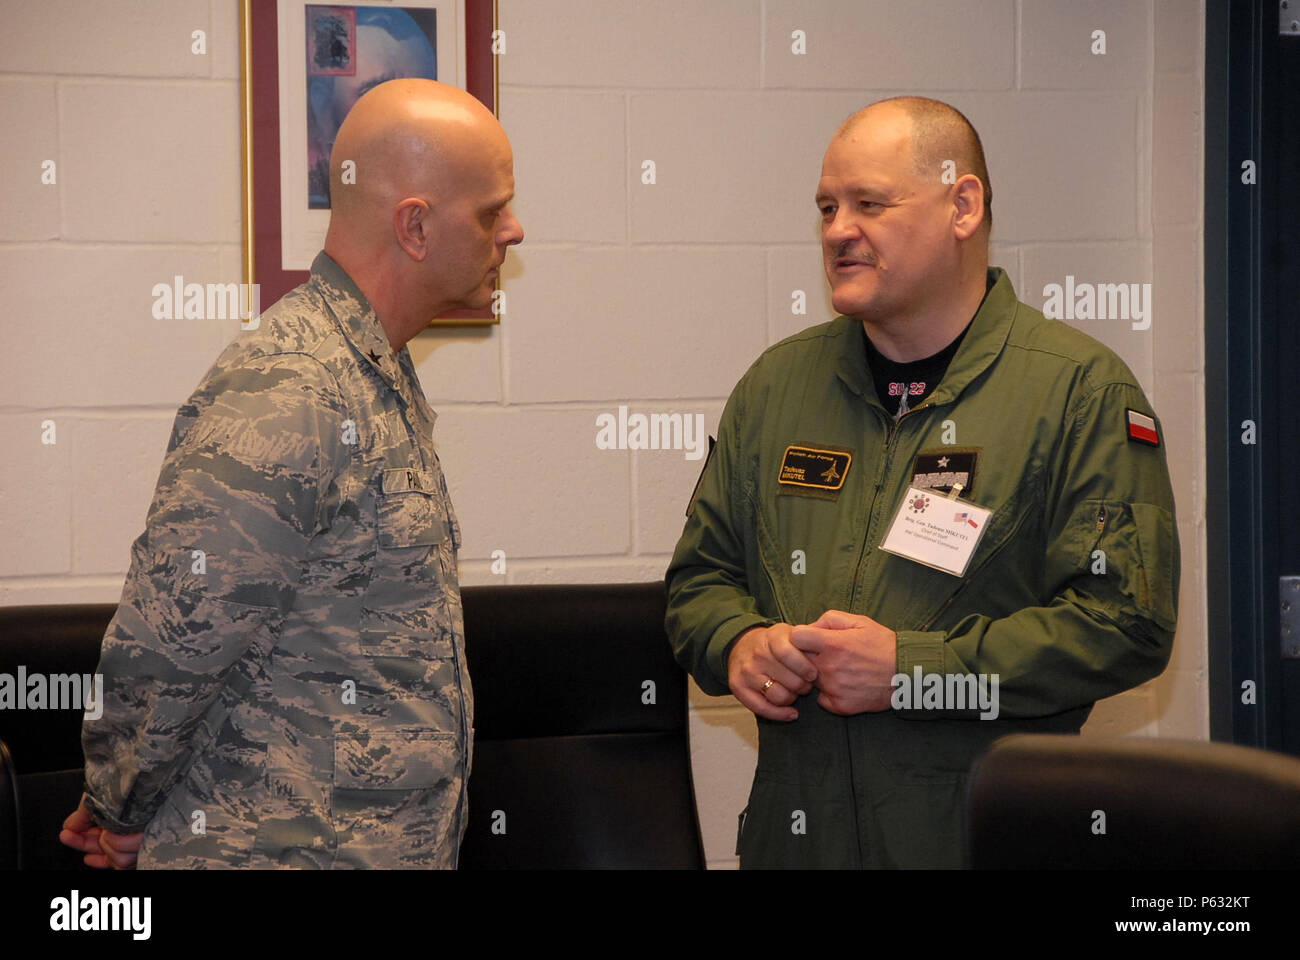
[848,402,932,611]
[750,555,820,863]
[755,501,862,863]
[760,559,789,624]
[844,400,930,868]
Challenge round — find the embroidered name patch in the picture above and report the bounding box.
[1126,408,1160,446]
[778,444,852,491]
[911,449,978,498]
[382,467,435,494]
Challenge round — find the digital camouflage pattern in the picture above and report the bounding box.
[82,251,471,869]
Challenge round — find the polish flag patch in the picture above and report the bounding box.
[1126,408,1159,446]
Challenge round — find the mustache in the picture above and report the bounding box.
[832,247,878,265]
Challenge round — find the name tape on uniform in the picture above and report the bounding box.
[382,467,436,494]
[777,444,852,491]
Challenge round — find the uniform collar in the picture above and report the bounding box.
[835,266,1017,413]
[310,251,435,425]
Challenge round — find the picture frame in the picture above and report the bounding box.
[240,0,499,325]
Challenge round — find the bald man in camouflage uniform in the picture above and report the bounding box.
[61,79,524,868]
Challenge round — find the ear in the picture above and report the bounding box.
[394,197,431,261]
[951,174,985,241]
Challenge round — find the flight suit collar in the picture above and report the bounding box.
[310,250,436,427]
[834,266,1017,414]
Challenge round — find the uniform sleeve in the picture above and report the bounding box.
[81,357,347,832]
[893,381,1179,719]
[665,377,778,697]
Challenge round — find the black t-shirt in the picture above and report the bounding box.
[864,277,992,420]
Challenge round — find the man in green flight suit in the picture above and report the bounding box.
[665,96,1179,868]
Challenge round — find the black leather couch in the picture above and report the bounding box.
[0,582,705,869]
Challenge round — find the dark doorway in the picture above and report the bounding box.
[1205,0,1300,754]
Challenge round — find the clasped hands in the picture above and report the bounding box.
[59,796,143,869]
[56,611,898,864]
[727,610,897,720]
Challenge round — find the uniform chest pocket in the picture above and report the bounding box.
[359,468,460,657]
[377,469,451,549]
[903,476,1043,630]
[961,480,1038,579]
[371,487,449,592]
[378,465,461,551]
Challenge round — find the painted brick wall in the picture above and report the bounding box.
[0,0,1205,869]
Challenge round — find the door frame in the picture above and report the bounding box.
[1204,0,1283,748]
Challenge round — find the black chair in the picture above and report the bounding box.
[0,583,704,869]
[458,583,704,868]
[0,738,21,869]
[966,733,1300,868]
[0,603,109,870]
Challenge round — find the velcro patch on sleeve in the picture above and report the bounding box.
[1126,408,1160,446]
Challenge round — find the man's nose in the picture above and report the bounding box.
[822,209,859,247]
[502,204,524,246]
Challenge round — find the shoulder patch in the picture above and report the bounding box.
[1126,408,1160,446]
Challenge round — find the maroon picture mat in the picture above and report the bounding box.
[248,0,496,318]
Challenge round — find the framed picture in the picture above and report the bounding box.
[240,0,498,324]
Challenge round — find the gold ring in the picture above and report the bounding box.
[760,677,776,693]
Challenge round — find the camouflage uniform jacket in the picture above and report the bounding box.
[82,251,472,868]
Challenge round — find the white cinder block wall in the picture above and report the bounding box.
[0,0,1205,869]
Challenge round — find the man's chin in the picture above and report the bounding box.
[455,286,495,313]
[831,291,871,319]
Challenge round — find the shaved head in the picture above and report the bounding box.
[327,78,503,243]
[322,77,523,350]
[838,97,992,234]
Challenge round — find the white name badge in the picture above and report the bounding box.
[878,486,993,577]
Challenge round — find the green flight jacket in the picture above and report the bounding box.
[665,267,1179,868]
